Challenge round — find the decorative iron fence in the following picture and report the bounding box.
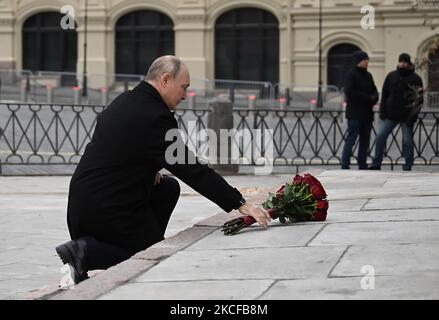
[1,103,439,174]
[232,109,439,169]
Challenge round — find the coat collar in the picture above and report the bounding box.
[356,66,368,74]
[133,81,171,112]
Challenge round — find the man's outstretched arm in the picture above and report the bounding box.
[145,114,271,228]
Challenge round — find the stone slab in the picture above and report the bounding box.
[99,280,274,300]
[309,221,439,246]
[331,244,439,277]
[260,275,439,300]
[187,224,324,251]
[364,196,439,210]
[135,246,346,282]
[325,208,439,224]
[327,199,368,212]
[132,226,217,261]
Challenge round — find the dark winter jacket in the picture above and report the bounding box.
[379,66,424,124]
[67,81,243,251]
[344,66,379,122]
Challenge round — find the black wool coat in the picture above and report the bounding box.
[344,66,379,122]
[67,81,243,251]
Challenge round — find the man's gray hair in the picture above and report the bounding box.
[145,55,185,82]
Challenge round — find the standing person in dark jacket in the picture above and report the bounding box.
[369,53,423,171]
[55,56,271,284]
[341,50,379,169]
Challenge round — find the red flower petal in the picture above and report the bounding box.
[303,174,327,199]
[316,199,329,211]
[314,210,327,221]
[293,175,304,186]
[276,184,285,194]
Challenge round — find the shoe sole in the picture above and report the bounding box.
[56,244,88,284]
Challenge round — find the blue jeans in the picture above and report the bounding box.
[341,119,373,169]
[371,119,414,170]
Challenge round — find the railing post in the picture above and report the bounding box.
[248,95,256,109]
[46,84,54,104]
[285,88,291,107]
[21,81,27,102]
[310,99,317,112]
[26,73,31,101]
[73,86,81,104]
[188,91,196,109]
[279,97,287,110]
[229,84,235,104]
[101,87,108,106]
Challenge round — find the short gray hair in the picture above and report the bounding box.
[145,55,184,82]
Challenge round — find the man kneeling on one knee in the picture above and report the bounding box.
[56,56,271,284]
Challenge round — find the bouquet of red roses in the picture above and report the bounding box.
[221,173,329,235]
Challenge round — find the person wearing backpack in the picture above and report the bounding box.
[369,53,424,171]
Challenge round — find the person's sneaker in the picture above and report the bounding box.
[56,239,89,284]
[368,165,381,170]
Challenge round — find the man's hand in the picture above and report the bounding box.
[154,172,162,185]
[238,202,271,229]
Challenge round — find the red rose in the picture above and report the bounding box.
[275,184,286,199]
[303,174,327,200]
[293,175,304,186]
[313,199,328,221]
[316,199,329,211]
[276,184,285,194]
[313,210,327,221]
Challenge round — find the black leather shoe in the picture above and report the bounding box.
[56,239,89,284]
[368,165,381,170]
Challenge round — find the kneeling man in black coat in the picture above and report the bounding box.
[56,56,271,284]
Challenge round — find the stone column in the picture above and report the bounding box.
[175,0,208,92]
[0,4,15,70]
[77,2,109,90]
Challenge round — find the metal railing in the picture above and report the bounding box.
[0,103,210,174]
[232,109,439,169]
[2,69,343,110]
[2,69,439,111]
[209,79,275,109]
[1,103,439,174]
[426,92,439,109]
[274,84,343,110]
[0,69,33,102]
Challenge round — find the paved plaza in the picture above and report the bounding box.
[0,172,296,299]
[1,169,437,300]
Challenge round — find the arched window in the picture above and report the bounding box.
[429,48,439,91]
[215,8,279,83]
[22,12,77,74]
[115,10,174,76]
[327,43,361,89]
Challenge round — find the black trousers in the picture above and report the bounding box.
[69,176,180,271]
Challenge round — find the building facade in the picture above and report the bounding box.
[0,0,438,90]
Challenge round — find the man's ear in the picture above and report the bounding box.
[160,73,171,87]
